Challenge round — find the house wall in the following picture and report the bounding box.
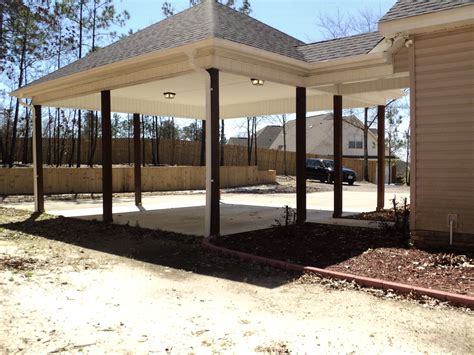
[270,115,379,157]
[410,26,474,249]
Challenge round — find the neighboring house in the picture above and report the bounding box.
[255,125,283,149]
[269,113,384,158]
[227,125,282,149]
[226,137,248,147]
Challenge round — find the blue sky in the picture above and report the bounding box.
[115,0,396,42]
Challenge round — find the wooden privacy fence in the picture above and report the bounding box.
[11,138,377,182]
[0,166,276,195]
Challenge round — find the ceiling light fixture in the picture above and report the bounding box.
[163,92,176,99]
[250,78,265,86]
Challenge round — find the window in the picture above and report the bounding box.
[349,135,363,149]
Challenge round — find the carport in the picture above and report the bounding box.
[11,0,408,237]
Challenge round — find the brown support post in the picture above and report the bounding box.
[207,68,220,236]
[133,113,142,206]
[101,90,113,222]
[377,105,386,211]
[33,105,44,213]
[333,95,343,218]
[296,87,306,224]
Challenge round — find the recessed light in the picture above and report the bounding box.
[250,78,265,86]
[163,92,176,99]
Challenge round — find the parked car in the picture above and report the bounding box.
[306,158,357,185]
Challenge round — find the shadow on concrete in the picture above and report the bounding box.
[1,211,298,289]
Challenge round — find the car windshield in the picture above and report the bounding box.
[322,160,334,168]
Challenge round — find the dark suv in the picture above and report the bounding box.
[306,158,357,185]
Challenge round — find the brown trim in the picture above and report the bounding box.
[101,90,113,222]
[333,95,343,218]
[377,105,385,211]
[133,113,142,206]
[33,105,44,213]
[296,87,306,224]
[207,68,220,236]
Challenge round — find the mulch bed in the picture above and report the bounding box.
[213,223,474,296]
[344,209,398,222]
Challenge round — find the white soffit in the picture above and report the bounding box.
[43,72,404,119]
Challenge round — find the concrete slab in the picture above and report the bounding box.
[2,190,409,236]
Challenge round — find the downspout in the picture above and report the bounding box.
[186,50,213,238]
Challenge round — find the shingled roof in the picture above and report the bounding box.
[297,32,383,63]
[28,0,305,87]
[380,0,472,23]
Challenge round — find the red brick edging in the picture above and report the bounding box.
[202,237,474,309]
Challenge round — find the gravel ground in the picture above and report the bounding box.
[1,208,472,353]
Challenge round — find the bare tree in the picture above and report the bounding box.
[317,7,381,40]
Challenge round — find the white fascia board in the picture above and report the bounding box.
[379,5,474,38]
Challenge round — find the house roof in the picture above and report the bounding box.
[256,125,282,149]
[227,137,249,146]
[297,32,383,63]
[24,0,390,90]
[27,0,305,88]
[379,0,472,23]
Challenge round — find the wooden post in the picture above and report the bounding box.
[333,95,343,218]
[133,113,142,206]
[296,87,306,224]
[101,90,113,222]
[206,68,220,237]
[33,105,44,213]
[377,105,385,211]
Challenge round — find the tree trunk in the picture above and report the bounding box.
[9,8,30,167]
[47,108,52,165]
[127,114,131,165]
[21,107,30,164]
[55,108,60,166]
[405,130,410,185]
[282,115,287,175]
[253,117,257,166]
[141,115,146,167]
[155,116,160,165]
[68,111,76,167]
[76,1,83,167]
[363,107,369,181]
[171,118,175,165]
[247,118,252,165]
[220,119,224,166]
[151,117,156,165]
[200,120,205,166]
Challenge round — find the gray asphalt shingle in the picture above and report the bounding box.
[297,32,383,63]
[379,0,473,23]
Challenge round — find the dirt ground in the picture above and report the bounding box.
[1,208,473,353]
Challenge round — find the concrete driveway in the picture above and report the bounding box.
[2,183,410,235]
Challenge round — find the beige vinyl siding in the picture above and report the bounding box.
[413,26,474,235]
[393,46,409,73]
